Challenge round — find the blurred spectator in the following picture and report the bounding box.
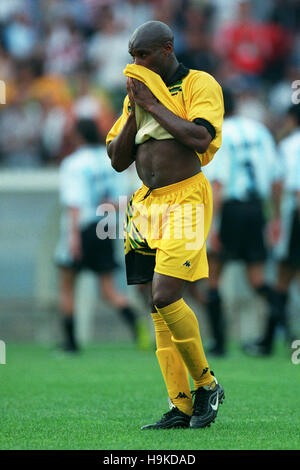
[0,93,43,167]
[3,12,37,60]
[214,0,292,84]
[71,66,116,140]
[22,59,74,164]
[0,0,299,168]
[0,0,30,24]
[0,44,16,82]
[87,4,131,111]
[114,0,155,34]
[43,18,84,76]
[211,0,247,29]
[268,0,300,33]
[177,28,219,75]
[230,79,269,123]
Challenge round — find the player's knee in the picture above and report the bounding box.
[152,273,185,309]
[152,289,180,309]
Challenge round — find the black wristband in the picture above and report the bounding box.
[193,118,216,140]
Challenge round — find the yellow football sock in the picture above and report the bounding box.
[156,298,214,389]
[152,312,193,415]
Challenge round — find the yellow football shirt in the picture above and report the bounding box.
[106,65,224,166]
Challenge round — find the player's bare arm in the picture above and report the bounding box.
[107,78,138,172]
[107,114,136,172]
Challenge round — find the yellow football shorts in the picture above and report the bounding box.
[124,171,213,284]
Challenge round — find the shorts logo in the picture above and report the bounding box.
[183,260,191,268]
[175,392,189,399]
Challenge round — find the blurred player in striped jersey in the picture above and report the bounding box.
[55,118,148,352]
[203,88,282,356]
[246,103,300,355]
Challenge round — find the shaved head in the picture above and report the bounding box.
[128,20,178,81]
[129,21,174,50]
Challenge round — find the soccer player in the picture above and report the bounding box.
[55,118,145,352]
[202,88,282,356]
[246,103,300,356]
[106,21,225,429]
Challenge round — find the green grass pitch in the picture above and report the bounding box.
[1,342,299,450]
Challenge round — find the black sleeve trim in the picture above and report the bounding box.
[193,118,216,140]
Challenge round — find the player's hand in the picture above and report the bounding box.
[126,77,136,115]
[127,78,158,112]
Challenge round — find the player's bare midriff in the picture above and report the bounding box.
[135,138,201,189]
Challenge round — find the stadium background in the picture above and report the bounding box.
[0,0,300,347]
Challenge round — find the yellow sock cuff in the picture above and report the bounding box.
[156,298,189,326]
[156,298,185,315]
[151,312,160,321]
[151,312,168,332]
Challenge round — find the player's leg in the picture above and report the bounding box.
[136,283,152,308]
[141,279,193,429]
[146,310,193,429]
[83,218,150,348]
[272,262,296,342]
[187,281,206,304]
[153,280,193,402]
[240,200,277,354]
[244,261,295,355]
[243,198,297,355]
[135,283,156,349]
[99,272,146,345]
[136,174,224,428]
[246,262,271,298]
[261,262,295,353]
[246,261,275,318]
[153,273,214,387]
[268,208,300,345]
[58,266,80,352]
[188,276,227,356]
[205,253,226,356]
[152,273,224,429]
[206,199,246,356]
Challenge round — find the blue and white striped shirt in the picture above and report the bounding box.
[59,145,129,228]
[278,129,300,194]
[273,129,300,259]
[204,116,281,201]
